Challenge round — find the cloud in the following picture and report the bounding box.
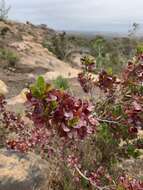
[6,0,143,31]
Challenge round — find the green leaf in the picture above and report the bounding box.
[50,101,58,110]
[112,105,122,116]
[30,76,46,98]
[137,44,143,54]
[36,76,46,94]
[127,144,140,158]
[30,85,41,98]
[68,117,79,127]
[117,185,125,190]
[99,123,112,141]
[107,67,113,75]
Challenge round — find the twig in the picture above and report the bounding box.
[97,118,119,124]
[75,166,114,190]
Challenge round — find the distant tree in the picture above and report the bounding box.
[90,36,107,68]
[0,0,11,21]
[90,36,106,56]
[43,31,68,60]
[128,22,140,38]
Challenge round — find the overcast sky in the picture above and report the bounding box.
[6,0,143,32]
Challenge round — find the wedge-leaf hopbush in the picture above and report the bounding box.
[78,54,143,142]
[75,53,143,188]
[26,76,98,139]
[0,51,143,189]
[5,76,98,154]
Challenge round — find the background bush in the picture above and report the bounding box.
[0,48,19,67]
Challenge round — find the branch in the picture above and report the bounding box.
[75,166,114,190]
[97,118,119,124]
[92,112,120,125]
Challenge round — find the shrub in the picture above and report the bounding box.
[1,53,143,189]
[89,36,138,73]
[0,48,19,67]
[0,26,10,37]
[78,55,143,162]
[76,54,143,188]
[53,75,70,90]
[43,32,68,60]
[0,96,25,148]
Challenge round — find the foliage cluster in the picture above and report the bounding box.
[43,27,140,74]
[0,48,19,67]
[43,32,69,60]
[0,50,143,189]
[53,75,70,90]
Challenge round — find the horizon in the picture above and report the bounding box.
[6,0,143,34]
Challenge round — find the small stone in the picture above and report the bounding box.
[0,80,8,95]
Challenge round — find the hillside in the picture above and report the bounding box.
[0,20,80,98]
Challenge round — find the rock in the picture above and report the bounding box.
[9,42,28,52]
[0,80,8,95]
[117,158,143,178]
[0,149,49,190]
[7,88,29,106]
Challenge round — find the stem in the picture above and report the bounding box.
[97,118,119,124]
[75,166,114,190]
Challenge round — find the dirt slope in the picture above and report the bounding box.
[0,20,80,98]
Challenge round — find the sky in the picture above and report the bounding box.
[6,0,143,33]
